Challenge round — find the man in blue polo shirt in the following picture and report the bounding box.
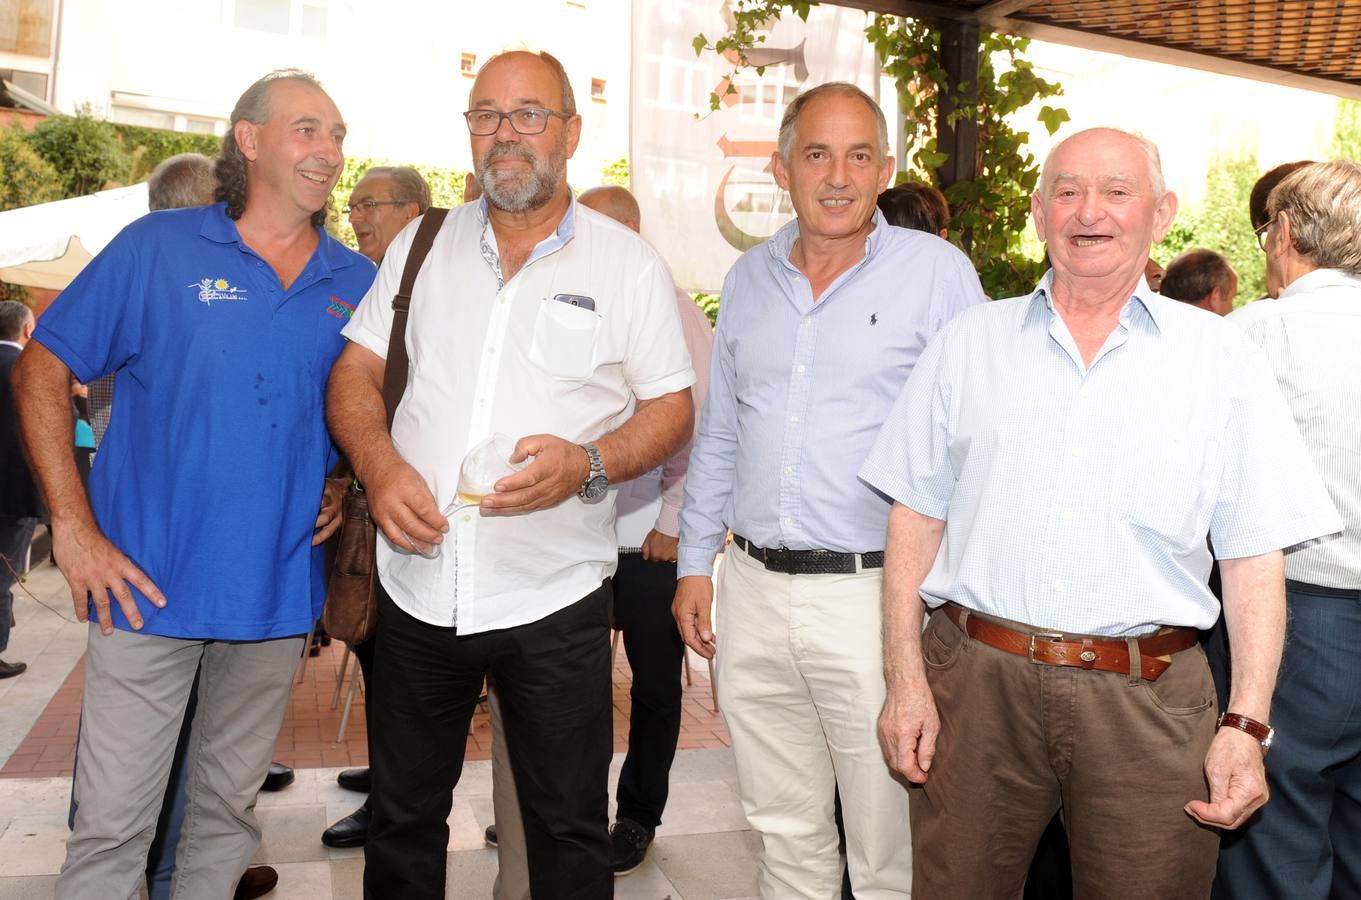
[13,69,374,898]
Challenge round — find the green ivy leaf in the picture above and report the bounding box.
[1038,105,1071,135]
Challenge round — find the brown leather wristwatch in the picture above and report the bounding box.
[1218,712,1275,753]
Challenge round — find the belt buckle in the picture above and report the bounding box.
[1028,631,1064,663]
[768,545,792,574]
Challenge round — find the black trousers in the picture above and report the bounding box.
[363,583,614,900]
[612,552,685,830]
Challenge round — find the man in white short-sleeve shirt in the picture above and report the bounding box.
[327,49,694,899]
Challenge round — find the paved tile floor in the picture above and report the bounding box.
[0,562,759,899]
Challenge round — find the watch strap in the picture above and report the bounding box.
[1218,712,1274,751]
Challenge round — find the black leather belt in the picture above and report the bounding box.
[732,534,884,575]
[1286,579,1361,600]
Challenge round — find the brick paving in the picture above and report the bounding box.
[2,635,729,778]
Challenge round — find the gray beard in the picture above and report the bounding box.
[478,144,566,213]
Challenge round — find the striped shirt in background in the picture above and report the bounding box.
[1228,268,1361,590]
[859,272,1341,637]
[677,212,986,579]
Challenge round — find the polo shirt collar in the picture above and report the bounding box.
[198,201,356,279]
[1023,269,1164,334]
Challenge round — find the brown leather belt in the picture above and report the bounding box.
[943,604,1198,682]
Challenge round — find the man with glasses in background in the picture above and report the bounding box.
[344,166,431,265]
[327,49,694,899]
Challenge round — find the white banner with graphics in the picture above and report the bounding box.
[630,0,878,292]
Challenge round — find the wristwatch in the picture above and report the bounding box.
[577,441,609,504]
[1218,712,1275,753]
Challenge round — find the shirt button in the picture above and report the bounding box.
[785,466,794,474]
[803,316,811,325]
[1053,581,1065,593]
[784,517,794,526]
[790,416,799,423]
[1061,511,1073,521]
[796,365,806,374]
[463,514,472,523]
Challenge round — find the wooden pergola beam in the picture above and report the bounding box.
[833,0,1361,101]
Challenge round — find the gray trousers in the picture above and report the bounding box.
[490,687,532,900]
[56,626,303,900]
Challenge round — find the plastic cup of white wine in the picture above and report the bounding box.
[406,434,526,559]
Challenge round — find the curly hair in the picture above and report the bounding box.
[215,69,329,227]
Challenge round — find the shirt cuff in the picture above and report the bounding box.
[677,544,718,579]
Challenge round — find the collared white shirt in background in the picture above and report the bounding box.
[1229,268,1361,589]
[343,199,695,634]
[860,273,1341,637]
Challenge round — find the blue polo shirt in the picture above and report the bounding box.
[34,202,375,640]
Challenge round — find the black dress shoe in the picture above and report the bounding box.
[0,659,27,679]
[336,767,371,793]
[234,865,278,899]
[322,801,371,848]
[261,762,294,792]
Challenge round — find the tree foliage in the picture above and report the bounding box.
[1153,153,1264,307]
[602,157,630,187]
[695,2,1067,299]
[0,125,63,212]
[24,106,132,198]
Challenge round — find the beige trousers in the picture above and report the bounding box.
[716,544,910,899]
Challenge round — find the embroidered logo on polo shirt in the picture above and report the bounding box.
[189,277,247,306]
[325,296,356,320]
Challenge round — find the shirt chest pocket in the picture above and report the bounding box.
[529,298,600,380]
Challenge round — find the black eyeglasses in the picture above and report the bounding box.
[344,199,406,215]
[463,107,573,136]
[1254,217,1274,252]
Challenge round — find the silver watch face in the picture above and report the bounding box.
[581,474,609,502]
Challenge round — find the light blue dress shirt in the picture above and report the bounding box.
[859,272,1342,636]
[677,211,986,578]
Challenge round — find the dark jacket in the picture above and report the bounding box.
[0,344,43,520]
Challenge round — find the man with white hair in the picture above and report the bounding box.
[1211,161,1361,900]
[860,127,1341,897]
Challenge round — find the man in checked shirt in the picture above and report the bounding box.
[674,81,984,898]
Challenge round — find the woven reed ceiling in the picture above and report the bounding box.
[837,0,1361,98]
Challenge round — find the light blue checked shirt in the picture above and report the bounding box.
[677,212,986,578]
[859,272,1342,636]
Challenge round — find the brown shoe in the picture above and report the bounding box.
[234,865,278,899]
[0,659,26,679]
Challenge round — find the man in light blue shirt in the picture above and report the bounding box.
[674,82,984,898]
[860,127,1341,898]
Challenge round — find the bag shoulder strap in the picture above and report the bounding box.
[381,206,450,427]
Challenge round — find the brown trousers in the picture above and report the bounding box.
[910,607,1220,900]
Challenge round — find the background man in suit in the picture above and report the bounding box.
[0,299,39,679]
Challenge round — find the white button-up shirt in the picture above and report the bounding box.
[342,198,695,633]
[1229,268,1361,590]
[859,273,1341,636]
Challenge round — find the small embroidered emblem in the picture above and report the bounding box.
[326,296,356,320]
[870,313,878,325]
[188,277,247,305]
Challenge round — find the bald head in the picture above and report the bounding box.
[578,185,640,232]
